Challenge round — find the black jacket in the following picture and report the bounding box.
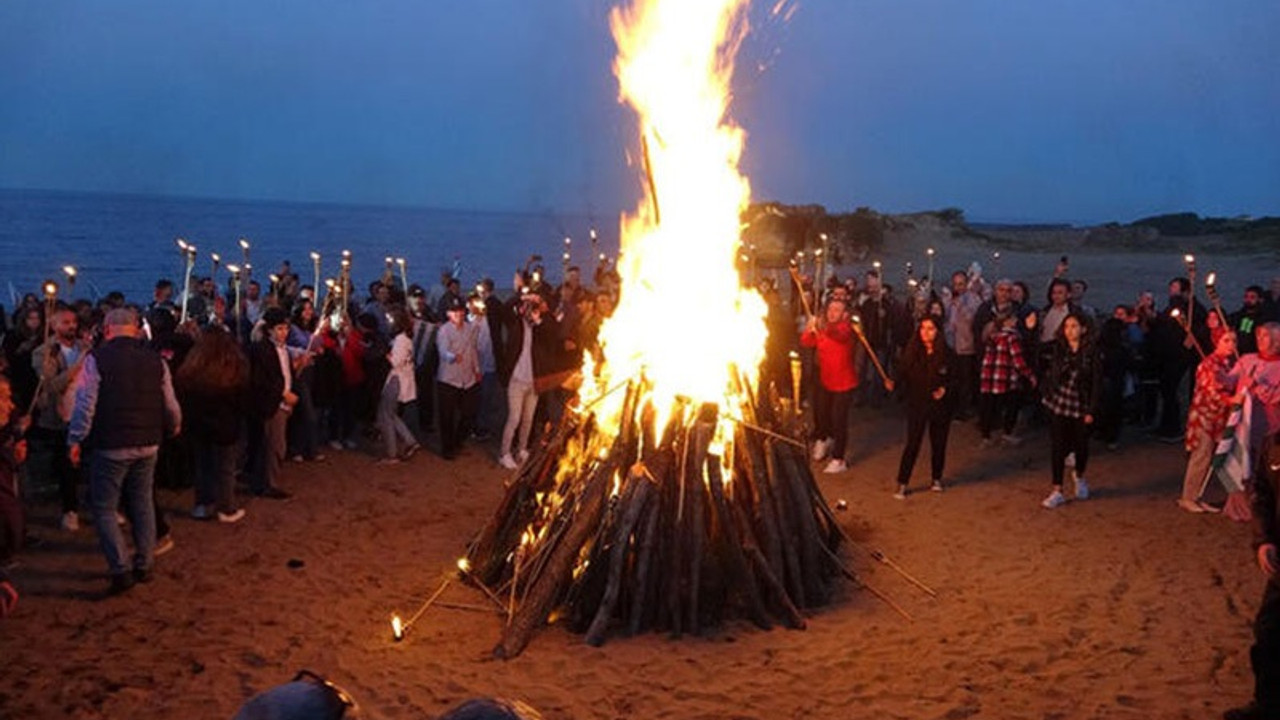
[1255,438,1280,552]
[895,340,953,413]
[1042,340,1102,417]
[89,337,168,450]
[248,339,291,419]
[179,384,247,446]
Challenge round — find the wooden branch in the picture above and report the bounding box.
[494,457,616,660]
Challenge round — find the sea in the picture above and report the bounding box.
[0,188,617,307]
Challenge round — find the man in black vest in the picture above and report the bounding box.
[67,308,181,595]
[247,308,297,499]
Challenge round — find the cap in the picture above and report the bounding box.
[443,295,467,313]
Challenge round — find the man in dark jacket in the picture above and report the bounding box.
[67,308,181,595]
[247,308,297,499]
[1225,439,1280,719]
[1151,277,1210,442]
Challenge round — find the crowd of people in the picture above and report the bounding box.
[0,257,620,598]
[1,250,1280,717]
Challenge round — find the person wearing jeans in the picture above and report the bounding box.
[377,309,420,463]
[498,291,543,470]
[888,315,953,498]
[436,295,481,460]
[800,297,859,474]
[67,308,181,595]
[1040,312,1101,509]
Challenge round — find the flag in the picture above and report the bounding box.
[1211,393,1253,495]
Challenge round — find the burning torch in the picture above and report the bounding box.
[1205,272,1230,335]
[26,278,61,416]
[238,238,251,277]
[310,251,321,298]
[62,265,77,298]
[396,257,409,295]
[177,238,197,324]
[340,250,353,318]
[926,247,936,288]
[227,264,243,330]
[1170,308,1206,360]
[1183,254,1197,333]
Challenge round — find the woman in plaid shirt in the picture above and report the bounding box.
[979,312,1037,445]
[1041,312,1102,509]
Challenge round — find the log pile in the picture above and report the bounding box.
[466,380,853,659]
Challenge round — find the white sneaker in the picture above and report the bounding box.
[59,511,80,532]
[811,438,831,462]
[893,484,908,500]
[822,458,847,474]
[1064,452,1076,469]
[499,454,519,470]
[516,448,530,463]
[1073,474,1089,500]
[930,480,945,493]
[217,508,246,524]
[1041,489,1067,509]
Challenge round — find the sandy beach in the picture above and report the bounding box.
[0,398,1264,720]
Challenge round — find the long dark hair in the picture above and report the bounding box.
[902,314,946,361]
[175,326,249,393]
[389,306,414,341]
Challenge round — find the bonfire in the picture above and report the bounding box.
[467,0,851,658]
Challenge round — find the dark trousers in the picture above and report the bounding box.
[0,466,23,562]
[437,382,478,458]
[1096,379,1125,445]
[1049,413,1091,486]
[978,392,1019,439]
[287,373,319,460]
[1157,361,1189,436]
[1252,581,1280,712]
[814,386,853,461]
[194,440,238,514]
[952,354,978,418]
[28,427,79,513]
[415,364,436,432]
[896,402,951,485]
[331,385,360,444]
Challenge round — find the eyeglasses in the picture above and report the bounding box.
[293,670,357,718]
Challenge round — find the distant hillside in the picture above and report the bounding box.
[741,203,990,267]
[740,204,1280,267]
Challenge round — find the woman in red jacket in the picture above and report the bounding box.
[801,298,859,473]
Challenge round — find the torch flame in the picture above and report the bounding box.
[587,0,766,446]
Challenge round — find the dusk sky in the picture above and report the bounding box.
[1,0,1277,223]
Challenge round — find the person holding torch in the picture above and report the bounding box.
[800,297,859,474]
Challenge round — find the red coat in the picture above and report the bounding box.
[801,322,859,392]
[332,327,367,387]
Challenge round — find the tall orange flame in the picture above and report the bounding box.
[584,0,767,457]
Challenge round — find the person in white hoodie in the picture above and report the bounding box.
[376,307,420,464]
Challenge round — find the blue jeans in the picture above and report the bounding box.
[88,451,158,576]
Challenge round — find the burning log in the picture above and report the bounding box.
[468,382,852,658]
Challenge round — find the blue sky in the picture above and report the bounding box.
[1,0,1276,223]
